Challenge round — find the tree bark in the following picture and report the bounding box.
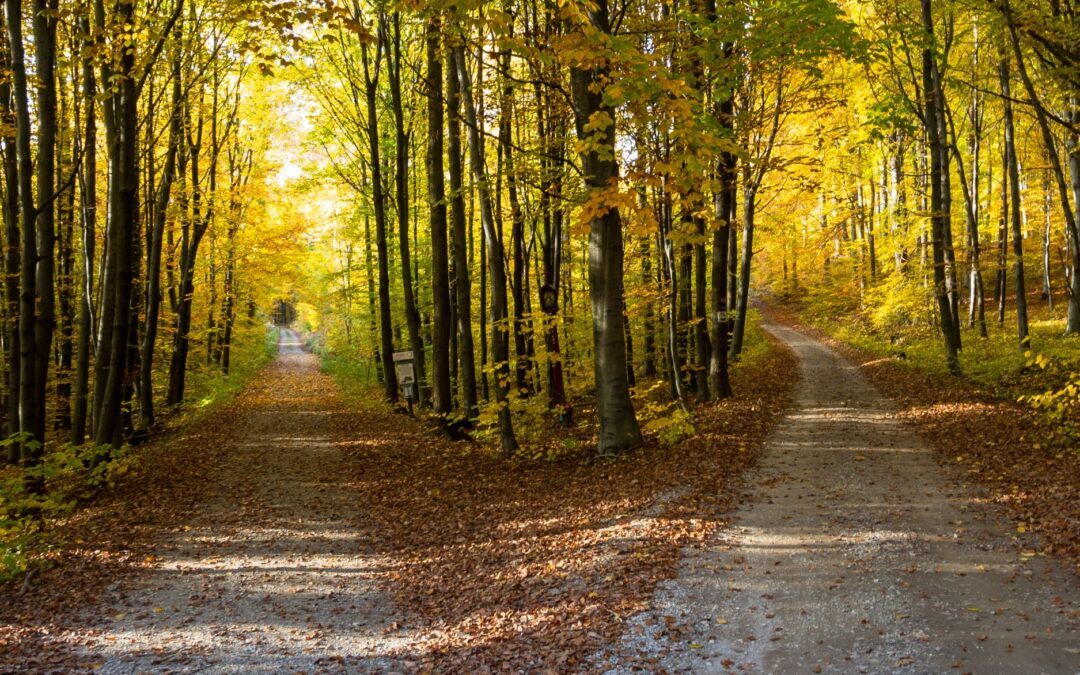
[386,13,424,404]
[921,0,960,373]
[361,37,398,403]
[1000,54,1029,351]
[709,35,735,399]
[0,10,20,453]
[138,51,181,429]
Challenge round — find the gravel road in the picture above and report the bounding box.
[605,322,1080,673]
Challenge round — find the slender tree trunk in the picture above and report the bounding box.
[1000,54,1029,351]
[1043,158,1054,309]
[138,52,181,429]
[168,53,226,409]
[426,16,451,418]
[54,79,76,433]
[454,44,518,454]
[386,13,424,404]
[934,65,961,351]
[642,234,657,378]
[361,39,398,403]
[694,213,710,398]
[921,0,960,372]
[363,209,380,382]
[727,208,737,315]
[446,46,478,420]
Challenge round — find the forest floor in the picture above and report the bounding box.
[1,324,795,672]
[3,320,1078,672]
[602,318,1080,673]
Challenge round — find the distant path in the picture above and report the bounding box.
[608,322,1079,673]
[62,327,410,673]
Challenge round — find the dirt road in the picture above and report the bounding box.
[606,322,1080,673]
[61,328,411,673]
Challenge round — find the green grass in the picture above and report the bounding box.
[318,350,392,414]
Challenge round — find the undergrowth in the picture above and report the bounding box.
[320,312,773,461]
[787,275,1080,403]
[786,274,1080,464]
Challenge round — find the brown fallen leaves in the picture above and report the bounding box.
[0,336,796,673]
[335,337,796,672]
[765,304,1080,574]
[0,420,245,671]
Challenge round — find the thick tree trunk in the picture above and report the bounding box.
[709,43,735,399]
[8,0,58,466]
[95,0,139,447]
[568,0,642,454]
[0,12,20,452]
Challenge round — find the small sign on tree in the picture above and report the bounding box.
[393,351,416,405]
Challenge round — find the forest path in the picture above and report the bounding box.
[63,328,411,673]
[607,322,1080,673]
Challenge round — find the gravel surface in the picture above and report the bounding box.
[63,328,412,673]
[605,322,1080,673]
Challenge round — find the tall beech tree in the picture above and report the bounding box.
[566,0,642,454]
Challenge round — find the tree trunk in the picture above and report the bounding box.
[386,13,424,404]
[709,36,735,399]
[568,0,642,454]
[1000,54,1029,351]
[138,52,181,429]
[921,0,960,373]
[361,38,398,403]
[0,10,20,453]
[454,44,518,455]
[731,179,756,358]
[446,46,478,420]
[1000,0,1080,334]
[426,16,451,418]
[94,0,140,447]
